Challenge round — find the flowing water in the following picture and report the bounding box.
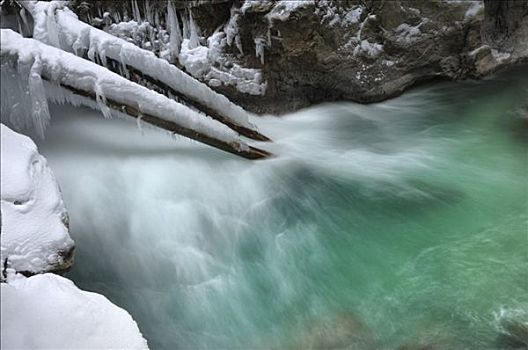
[35,68,527,349]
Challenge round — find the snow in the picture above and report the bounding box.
[354,40,383,58]
[464,1,484,20]
[344,7,363,24]
[0,124,74,277]
[1,273,148,349]
[394,23,422,43]
[178,31,267,96]
[1,29,250,150]
[179,38,210,78]
[266,0,314,22]
[19,1,255,130]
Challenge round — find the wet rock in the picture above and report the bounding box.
[290,312,376,349]
[496,318,528,349]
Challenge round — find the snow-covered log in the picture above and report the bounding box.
[0,29,270,159]
[0,124,74,279]
[1,273,148,349]
[18,1,270,141]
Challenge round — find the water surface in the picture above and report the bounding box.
[37,68,527,349]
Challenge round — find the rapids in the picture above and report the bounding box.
[36,68,527,349]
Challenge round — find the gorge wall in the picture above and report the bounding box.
[63,0,528,113]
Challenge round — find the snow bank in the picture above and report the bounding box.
[0,29,250,150]
[1,273,148,349]
[20,1,254,129]
[0,124,74,277]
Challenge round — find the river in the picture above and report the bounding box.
[36,68,527,349]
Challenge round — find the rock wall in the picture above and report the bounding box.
[68,0,528,114]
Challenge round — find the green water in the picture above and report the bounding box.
[38,68,527,349]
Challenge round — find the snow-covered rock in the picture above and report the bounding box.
[1,273,148,349]
[0,123,74,278]
[0,124,149,348]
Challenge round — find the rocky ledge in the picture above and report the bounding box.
[69,0,528,114]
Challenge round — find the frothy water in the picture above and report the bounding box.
[34,68,527,349]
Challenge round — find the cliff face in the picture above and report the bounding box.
[70,0,527,114]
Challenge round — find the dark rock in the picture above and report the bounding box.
[496,317,528,349]
[68,0,528,114]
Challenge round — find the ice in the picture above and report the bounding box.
[188,11,200,49]
[131,0,142,23]
[225,6,243,55]
[0,51,50,138]
[167,0,182,59]
[255,37,266,65]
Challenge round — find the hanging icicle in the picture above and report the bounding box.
[167,0,182,59]
[188,10,200,49]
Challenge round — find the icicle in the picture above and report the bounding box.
[188,10,200,49]
[72,27,90,56]
[154,8,160,28]
[118,49,130,79]
[98,43,108,67]
[19,8,30,37]
[182,10,190,39]
[255,37,266,65]
[1,59,33,131]
[17,14,24,37]
[45,5,61,47]
[145,0,153,24]
[136,111,144,134]
[167,0,182,59]
[225,7,243,55]
[131,0,142,23]
[94,81,112,119]
[28,57,51,138]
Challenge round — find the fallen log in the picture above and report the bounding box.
[107,58,271,142]
[0,29,271,160]
[17,1,271,142]
[49,80,272,160]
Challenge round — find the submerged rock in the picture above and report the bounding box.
[495,309,528,349]
[0,124,74,279]
[290,311,376,349]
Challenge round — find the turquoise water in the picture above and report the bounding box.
[38,68,527,349]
